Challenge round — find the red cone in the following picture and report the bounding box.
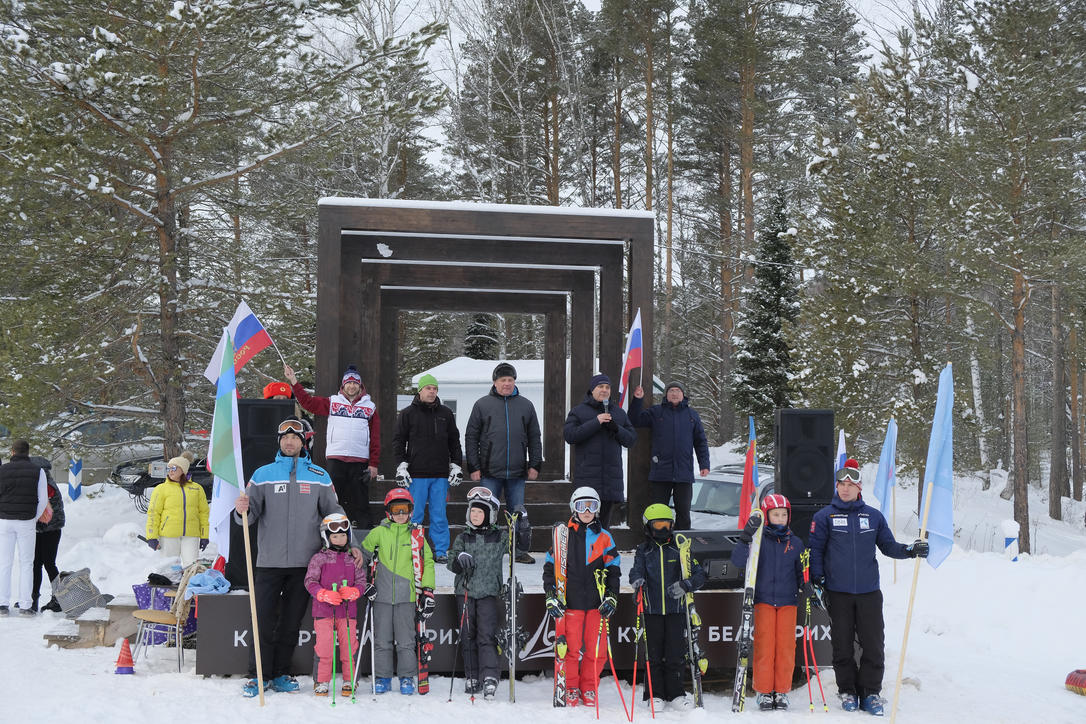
[115,639,134,674]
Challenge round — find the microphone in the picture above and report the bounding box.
[603,399,610,414]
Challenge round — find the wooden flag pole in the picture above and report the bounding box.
[892,486,897,585]
[889,479,935,724]
[241,506,265,706]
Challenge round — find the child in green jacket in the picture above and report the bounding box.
[361,488,435,695]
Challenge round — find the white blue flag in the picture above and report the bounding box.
[920,364,954,568]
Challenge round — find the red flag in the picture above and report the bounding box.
[738,416,758,527]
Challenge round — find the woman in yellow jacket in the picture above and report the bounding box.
[145,451,209,566]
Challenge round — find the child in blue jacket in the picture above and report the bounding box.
[731,494,805,711]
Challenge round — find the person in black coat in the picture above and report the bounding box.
[563,374,637,528]
[30,457,64,612]
[629,382,711,530]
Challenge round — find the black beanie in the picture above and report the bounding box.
[492,362,517,381]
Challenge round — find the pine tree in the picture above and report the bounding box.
[464,313,501,359]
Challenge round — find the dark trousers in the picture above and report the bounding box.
[598,500,619,530]
[457,594,501,682]
[645,612,687,701]
[826,589,885,698]
[249,567,310,680]
[325,459,372,528]
[33,529,62,607]
[649,481,694,530]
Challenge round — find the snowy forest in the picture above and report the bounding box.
[0,0,1084,549]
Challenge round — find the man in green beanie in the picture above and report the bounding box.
[392,374,463,563]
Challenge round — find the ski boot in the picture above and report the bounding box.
[483,677,498,700]
[314,682,329,696]
[757,692,775,711]
[268,675,299,693]
[860,694,885,716]
[774,692,790,710]
[375,677,392,694]
[582,689,597,707]
[400,677,415,695]
[840,693,859,712]
[566,687,581,707]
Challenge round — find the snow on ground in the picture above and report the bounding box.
[2,466,1085,722]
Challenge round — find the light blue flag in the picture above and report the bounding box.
[919,364,954,568]
[872,418,898,511]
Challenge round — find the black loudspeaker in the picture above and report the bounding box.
[788,502,824,547]
[238,398,296,482]
[775,409,835,502]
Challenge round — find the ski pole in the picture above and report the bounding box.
[805,601,828,711]
[630,591,639,722]
[602,614,632,721]
[594,569,632,721]
[331,582,338,708]
[343,579,357,704]
[636,587,656,719]
[449,571,472,702]
[801,551,815,711]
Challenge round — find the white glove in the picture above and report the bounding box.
[395,462,412,488]
[448,463,463,487]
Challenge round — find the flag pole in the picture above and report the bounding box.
[889,479,935,724]
[240,507,266,706]
[892,486,897,585]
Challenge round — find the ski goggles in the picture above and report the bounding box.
[836,466,861,483]
[325,519,351,534]
[387,502,413,516]
[648,519,673,532]
[277,419,305,435]
[466,486,493,500]
[573,498,600,514]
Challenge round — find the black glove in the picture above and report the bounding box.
[364,583,378,601]
[905,539,929,558]
[738,514,761,544]
[804,581,825,610]
[199,538,209,550]
[456,551,475,575]
[418,588,436,619]
[545,592,565,620]
[598,593,617,618]
[630,577,645,590]
[146,538,159,551]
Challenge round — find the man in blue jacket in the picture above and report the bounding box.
[564,374,637,528]
[808,458,928,716]
[629,382,710,530]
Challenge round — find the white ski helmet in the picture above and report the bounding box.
[465,486,500,528]
[320,513,352,549]
[569,486,601,515]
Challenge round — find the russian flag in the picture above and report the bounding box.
[203,301,273,384]
[618,308,643,408]
[835,428,847,473]
[739,416,758,527]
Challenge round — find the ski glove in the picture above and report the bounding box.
[803,581,825,610]
[545,593,565,620]
[630,578,646,590]
[418,588,436,619]
[738,515,761,544]
[199,538,209,550]
[456,551,475,575]
[146,538,159,551]
[809,577,826,609]
[339,586,361,601]
[598,593,618,618]
[364,583,378,601]
[395,462,412,488]
[316,588,343,606]
[905,539,930,558]
[448,463,463,487]
[667,580,691,599]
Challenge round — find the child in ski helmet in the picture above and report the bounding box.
[359,488,435,695]
[304,513,365,696]
[628,503,707,709]
[730,494,806,711]
[144,450,209,566]
[542,486,621,707]
[446,487,530,699]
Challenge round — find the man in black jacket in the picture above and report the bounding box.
[0,440,49,616]
[466,362,542,563]
[563,374,637,528]
[392,373,463,563]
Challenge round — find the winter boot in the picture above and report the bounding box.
[774,692,790,710]
[400,677,415,695]
[757,693,776,711]
[649,697,665,712]
[581,689,597,707]
[42,597,62,613]
[840,693,859,712]
[566,687,581,707]
[374,677,392,694]
[668,695,693,710]
[314,681,330,696]
[465,678,481,694]
[860,694,885,716]
[483,677,498,699]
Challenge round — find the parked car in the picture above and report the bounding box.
[687,462,775,530]
[49,418,165,486]
[110,455,214,513]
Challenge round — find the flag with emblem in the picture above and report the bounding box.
[206,329,245,561]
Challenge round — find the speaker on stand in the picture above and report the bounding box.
[775,409,835,544]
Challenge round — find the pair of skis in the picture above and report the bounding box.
[675,532,708,708]
[499,510,526,702]
[410,525,433,695]
[730,509,765,712]
[552,523,569,707]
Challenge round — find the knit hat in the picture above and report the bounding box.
[167,451,194,476]
[341,365,362,386]
[588,373,611,393]
[835,458,862,487]
[262,381,292,399]
[417,373,438,390]
[664,381,685,395]
[492,362,517,381]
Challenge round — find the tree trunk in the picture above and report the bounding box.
[663,11,674,381]
[612,62,622,209]
[966,314,990,484]
[1070,326,1082,501]
[1011,268,1030,552]
[1050,286,1066,520]
[739,3,758,261]
[718,138,735,442]
[156,167,185,459]
[643,41,654,211]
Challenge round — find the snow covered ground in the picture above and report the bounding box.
[2,460,1085,722]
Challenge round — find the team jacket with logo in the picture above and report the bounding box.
[235,451,343,568]
[808,494,910,594]
[293,384,381,463]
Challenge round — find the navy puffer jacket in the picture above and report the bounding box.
[731,524,805,607]
[628,395,710,483]
[563,394,636,502]
[808,494,910,594]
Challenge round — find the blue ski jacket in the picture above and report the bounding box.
[628,395,710,483]
[730,523,805,607]
[808,494,910,594]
